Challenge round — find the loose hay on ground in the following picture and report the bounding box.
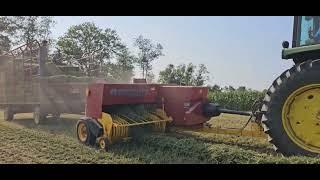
[0,113,320,164]
[0,120,141,164]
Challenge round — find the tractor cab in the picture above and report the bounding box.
[296,16,320,47]
[283,16,320,63]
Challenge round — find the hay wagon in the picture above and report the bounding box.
[0,41,93,124]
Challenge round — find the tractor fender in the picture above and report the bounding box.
[80,117,103,138]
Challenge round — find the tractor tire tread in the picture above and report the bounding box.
[261,59,320,156]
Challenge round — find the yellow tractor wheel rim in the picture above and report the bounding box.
[78,123,88,142]
[282,84,320,153]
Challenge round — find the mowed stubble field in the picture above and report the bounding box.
[0,112,319,164]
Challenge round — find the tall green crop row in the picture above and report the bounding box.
[208,90,265,111]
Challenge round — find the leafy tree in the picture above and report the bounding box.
[208,84,222,92]
[56,22,125,76]
[184,63,196,85]
[224,85,235,91]
[50,48,65,65]
[237,86,246,91]
[158,63,209,86]
[158,64,176,84]
[0,35,10,54]
[146,71,155,83]
[134,35,163,79]
[193,64,209,86]
[0,16,55,53]
[107,47,136,82]
[2,16,55,44]
[0,17,15,53]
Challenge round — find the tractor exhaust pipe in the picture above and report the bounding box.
[38,40,48,77]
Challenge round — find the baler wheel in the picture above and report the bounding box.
[98,138,110,151]
[3,106,14,121]
[76,120,96,146]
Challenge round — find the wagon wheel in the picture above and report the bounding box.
[52,112,61,120]
[33,106,47,125]
[3,106,14,121]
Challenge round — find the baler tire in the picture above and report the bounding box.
[3,106,14,121]
[261,59,320,157]
[98,138,110,151]
[76,120,96,146]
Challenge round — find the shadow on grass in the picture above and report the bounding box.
[11,114,80,138]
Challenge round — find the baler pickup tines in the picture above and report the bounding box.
[113,119,171,127]
[86,107,172,149]
[113,113,170,127]
[199,102,266,138]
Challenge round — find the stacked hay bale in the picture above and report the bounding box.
[0,56,39,105]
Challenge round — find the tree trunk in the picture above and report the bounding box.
[142,65,145,78]
[145,69,148,79]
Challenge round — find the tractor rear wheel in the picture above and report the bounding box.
[3,106,14,121]
[261,60,320,156]
[76,120,96,146]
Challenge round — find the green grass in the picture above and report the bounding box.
[209,113,254,129]
[112,134,320,164]
[0,119,141,164]
[0,112,319,164]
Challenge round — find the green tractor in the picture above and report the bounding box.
[261,16,320,156]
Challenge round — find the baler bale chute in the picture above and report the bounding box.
[76,82,265,150]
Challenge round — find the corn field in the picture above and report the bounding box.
[208,90,265,111]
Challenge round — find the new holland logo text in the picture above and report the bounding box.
[110,88,147,97]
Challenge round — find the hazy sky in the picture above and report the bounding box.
[52,16,295,91]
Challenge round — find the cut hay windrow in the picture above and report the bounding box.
[0,121,142,164]
[1,113,320,164]
[168,131,275,154]
[110,134,320,164]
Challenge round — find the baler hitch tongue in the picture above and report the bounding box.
[218,108,252,116]
[203,103,253,117]
[202,102,265,138]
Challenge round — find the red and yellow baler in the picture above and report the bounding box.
[76,82,215,149]
[76,82,264,150]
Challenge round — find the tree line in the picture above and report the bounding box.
[0,16,165,83]
[0,16,212,85]
[0,16,260,91]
